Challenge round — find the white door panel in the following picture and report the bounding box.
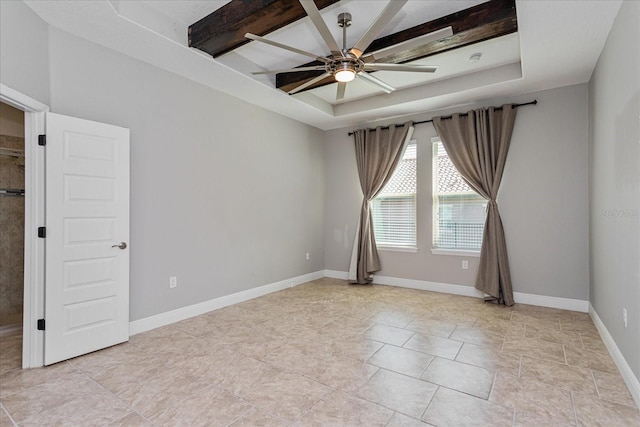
[44,112,129,365]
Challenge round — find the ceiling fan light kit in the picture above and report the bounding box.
[335,68,356,82]
[247,0,453,101]
[331,56,362,82]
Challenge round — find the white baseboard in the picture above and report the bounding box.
[130,269,588,337]
[324,269,349,280]
[374,274,486,298]
[513,291,589,312]
[129,270,324,336]
[589,304,640,408]
[325,270,588,312]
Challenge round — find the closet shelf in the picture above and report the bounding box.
[0,188,25,197]
[0,147,25,158]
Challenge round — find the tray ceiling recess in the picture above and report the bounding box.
[189,0,518,104]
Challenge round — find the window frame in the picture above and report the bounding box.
[431,137,485,256]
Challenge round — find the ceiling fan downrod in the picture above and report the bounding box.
[337,12,352,52]
[334,13,358,82]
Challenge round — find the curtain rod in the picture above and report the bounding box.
[347,100,538,136]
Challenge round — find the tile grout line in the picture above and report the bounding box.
[590,369,602,399]
[576,332,588,353]
[517,354,523,378]
[420,385,440,421]
[76,364,161,426]
[399,330,415,347]
[452,338,464,360]
[294,388,396,425]
[501,322,512,351]
[351,367,436,420]
[487,371,499,401]
[0,401,18,427]
[569,391,579,425]
[347,390,418,422]
[382,412,399,427]
[7,362,153,427]
[447,323,460,339]
[365,342,387,365]
[250,401,293,426]
[419,355,436,378]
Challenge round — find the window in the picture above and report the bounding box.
[371,141,417,248]
[433,139,486,251]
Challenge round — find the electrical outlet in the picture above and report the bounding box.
[623,308,628,328]
[462,260,468,270]
[169,276,177,289]
[306,252,310,260]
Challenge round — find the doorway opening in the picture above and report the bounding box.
[0,102,25,340]
[1,83,48,368]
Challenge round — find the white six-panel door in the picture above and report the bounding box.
[44,112,130,365]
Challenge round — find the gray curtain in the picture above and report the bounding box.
[351,122,414,284]
[433,105,517,305]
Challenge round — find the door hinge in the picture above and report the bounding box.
[38,227,46,238]
[37,319,45,330]
[38,134,46,146]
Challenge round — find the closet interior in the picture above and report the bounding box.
[0,102,25,336]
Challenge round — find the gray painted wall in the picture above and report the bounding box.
[0,0,50,105]
[589,0,639,381]
[324,84,590,300]
[46,28,326,321]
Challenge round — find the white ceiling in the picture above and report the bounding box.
[225,1,521,105]
[23,0,622,130]
[230,1,487,71]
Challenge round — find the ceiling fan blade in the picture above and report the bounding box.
[361,26,453,62]
[299,0,342,56]
[245,33,330,64]
[351,0,407,58]
[252,66,326,75]
[288,71,333,95]
[336,82,346,100]
[364,63,438,73]
[358,72,395,93]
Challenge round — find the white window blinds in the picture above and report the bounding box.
[372,142,417,247]
[433,140,486,250]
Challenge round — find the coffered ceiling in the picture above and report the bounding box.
[23,0,622,130]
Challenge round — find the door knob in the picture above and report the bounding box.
[112,242,127,250]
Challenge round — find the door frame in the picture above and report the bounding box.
[0,83,48,368]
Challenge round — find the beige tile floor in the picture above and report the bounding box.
[1,278,639,426]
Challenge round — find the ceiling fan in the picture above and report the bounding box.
[245,0,453,100]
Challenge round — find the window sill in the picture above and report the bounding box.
[431,248,480,257]
[377,245,418,253]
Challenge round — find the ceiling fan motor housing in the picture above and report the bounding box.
[327,56,363,75]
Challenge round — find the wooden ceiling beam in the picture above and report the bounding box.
[276,0,517,93]
[188,0,340,58]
